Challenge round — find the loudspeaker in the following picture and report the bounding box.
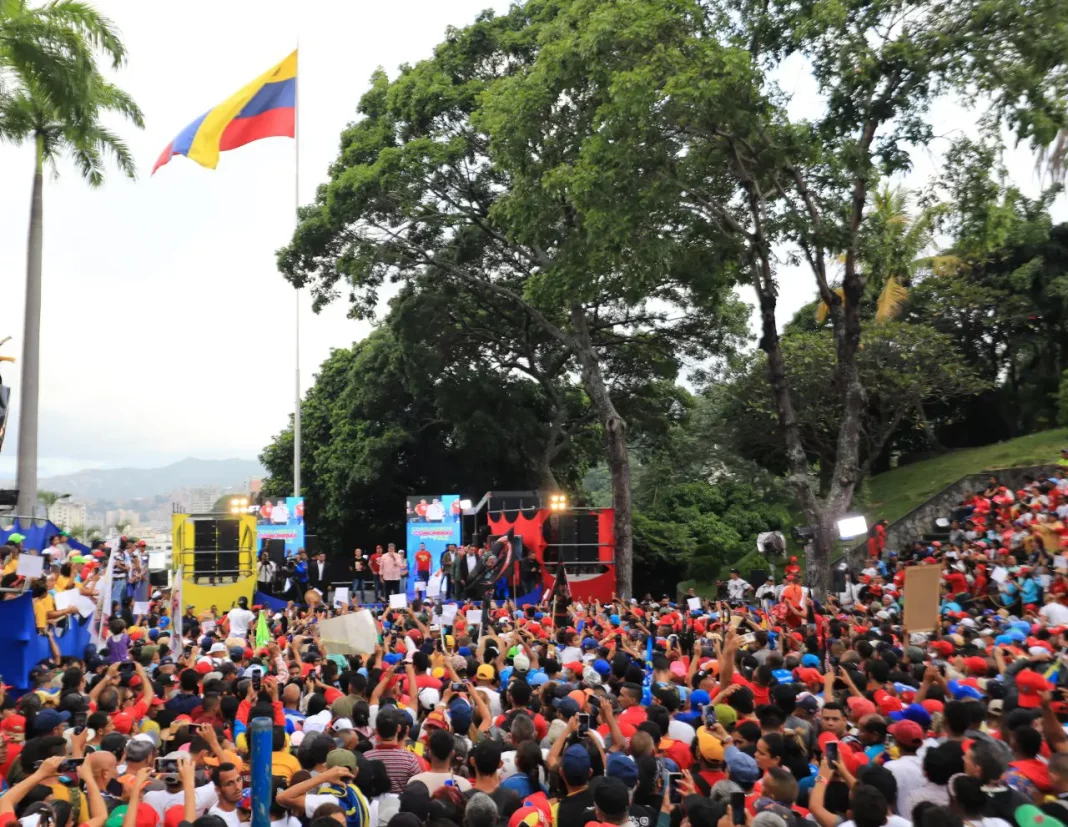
[748,569,769,589]
[264,539,285,565]
[217,520,239,550]
[193,520,217,552]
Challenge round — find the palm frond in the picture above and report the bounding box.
[875,276,909,322]
[815,287,845,324]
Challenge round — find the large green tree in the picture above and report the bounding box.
[277,5,747,595]
[486,0,1068,591]
[1,1,142,518]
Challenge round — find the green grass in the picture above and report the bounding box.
[861,428,1068,525]
[677,428,1068,599]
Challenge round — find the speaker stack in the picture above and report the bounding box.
[191,518,242,580]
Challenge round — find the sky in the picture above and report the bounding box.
[0,0,1063,480]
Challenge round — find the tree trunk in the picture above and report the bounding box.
[570,304,633,597]
[16,136,44,520]
[804,516,837,599]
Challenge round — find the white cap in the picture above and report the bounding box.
[418,688,441,710]
[208,642,227,654]
[513,654,531,672]
[333,717,355,731]
[303,709,332,734]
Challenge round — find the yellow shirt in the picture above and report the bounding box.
[271,750,301,781]
[55,575,72,591]
[2,557,16,576]
[34,593,56,631]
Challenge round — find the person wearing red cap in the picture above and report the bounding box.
[885,721,926,815]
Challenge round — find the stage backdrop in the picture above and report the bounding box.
[257,497,305,557]
[405,494,461,596]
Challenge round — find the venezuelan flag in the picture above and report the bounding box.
[153,50,296,174]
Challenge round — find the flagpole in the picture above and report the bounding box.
[293,43,302,501]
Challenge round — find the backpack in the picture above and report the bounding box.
[317,782,371,827]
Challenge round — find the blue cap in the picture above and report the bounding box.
[1008,629,1027,643]
[229,646,245,659]
[948,680,984,701]
[34,708,70,733]
[561,744,591,783]
[801,654,821,668]
[582,637,599,650]
[772,669,794,684]
[449,698,472,733]
[593,659,611,676]
[534,613,544,620]
[383,653,402,665]
[148,628,160,640]
[889,703,932,729]
[725,745,760,786]
[200,636,213,650]
[552,697,580,716]
[609,614,621,626]
[995,634,1013,645]
[689,690,711,709]
[458,647,473,657]
[606,753,639,788]
[529,672,548,687]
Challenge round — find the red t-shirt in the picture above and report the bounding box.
[369,553,382,575]
[945,571,969,594]
[415,550,432,572]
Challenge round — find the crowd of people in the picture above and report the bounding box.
[4,469,1068,827]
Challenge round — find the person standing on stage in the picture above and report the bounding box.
[440,544,455,598]
[415,543,432,586]
[350,547,367,602]
[369,545,384,600]
[379,544,404,598]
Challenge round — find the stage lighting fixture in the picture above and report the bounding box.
[459,499,472,510]
[549,493,568,511]
[837,515,868,540]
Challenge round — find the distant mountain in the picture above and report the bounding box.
[37,458,264,500]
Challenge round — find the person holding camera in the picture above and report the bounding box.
[256,551,277,597]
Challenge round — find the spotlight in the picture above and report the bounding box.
[837,515,868,540]
[549,494,568,512]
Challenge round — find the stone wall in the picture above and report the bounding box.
[841,464,1059,570]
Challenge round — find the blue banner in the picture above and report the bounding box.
[405,494,462,597]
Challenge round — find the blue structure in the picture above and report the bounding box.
[0,592,93,690]
[1,519,90,554]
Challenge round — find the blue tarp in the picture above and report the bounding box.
[0,592,93,690]
[1,518,90,555]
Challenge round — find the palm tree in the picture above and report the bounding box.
[0,0,128,115]
[2,72,142,517]
[815,185,942,324]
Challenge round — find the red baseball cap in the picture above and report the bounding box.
[963,656,988,675]
[888,720,925,748]
[111,712,135,734]
[1017,670,1054,707]
[847,696,877,718]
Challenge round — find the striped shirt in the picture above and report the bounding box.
[365,744,423,794]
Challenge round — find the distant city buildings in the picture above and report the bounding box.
[48,500,86,530]
[105,508,140,530]
[186,486,221,513]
